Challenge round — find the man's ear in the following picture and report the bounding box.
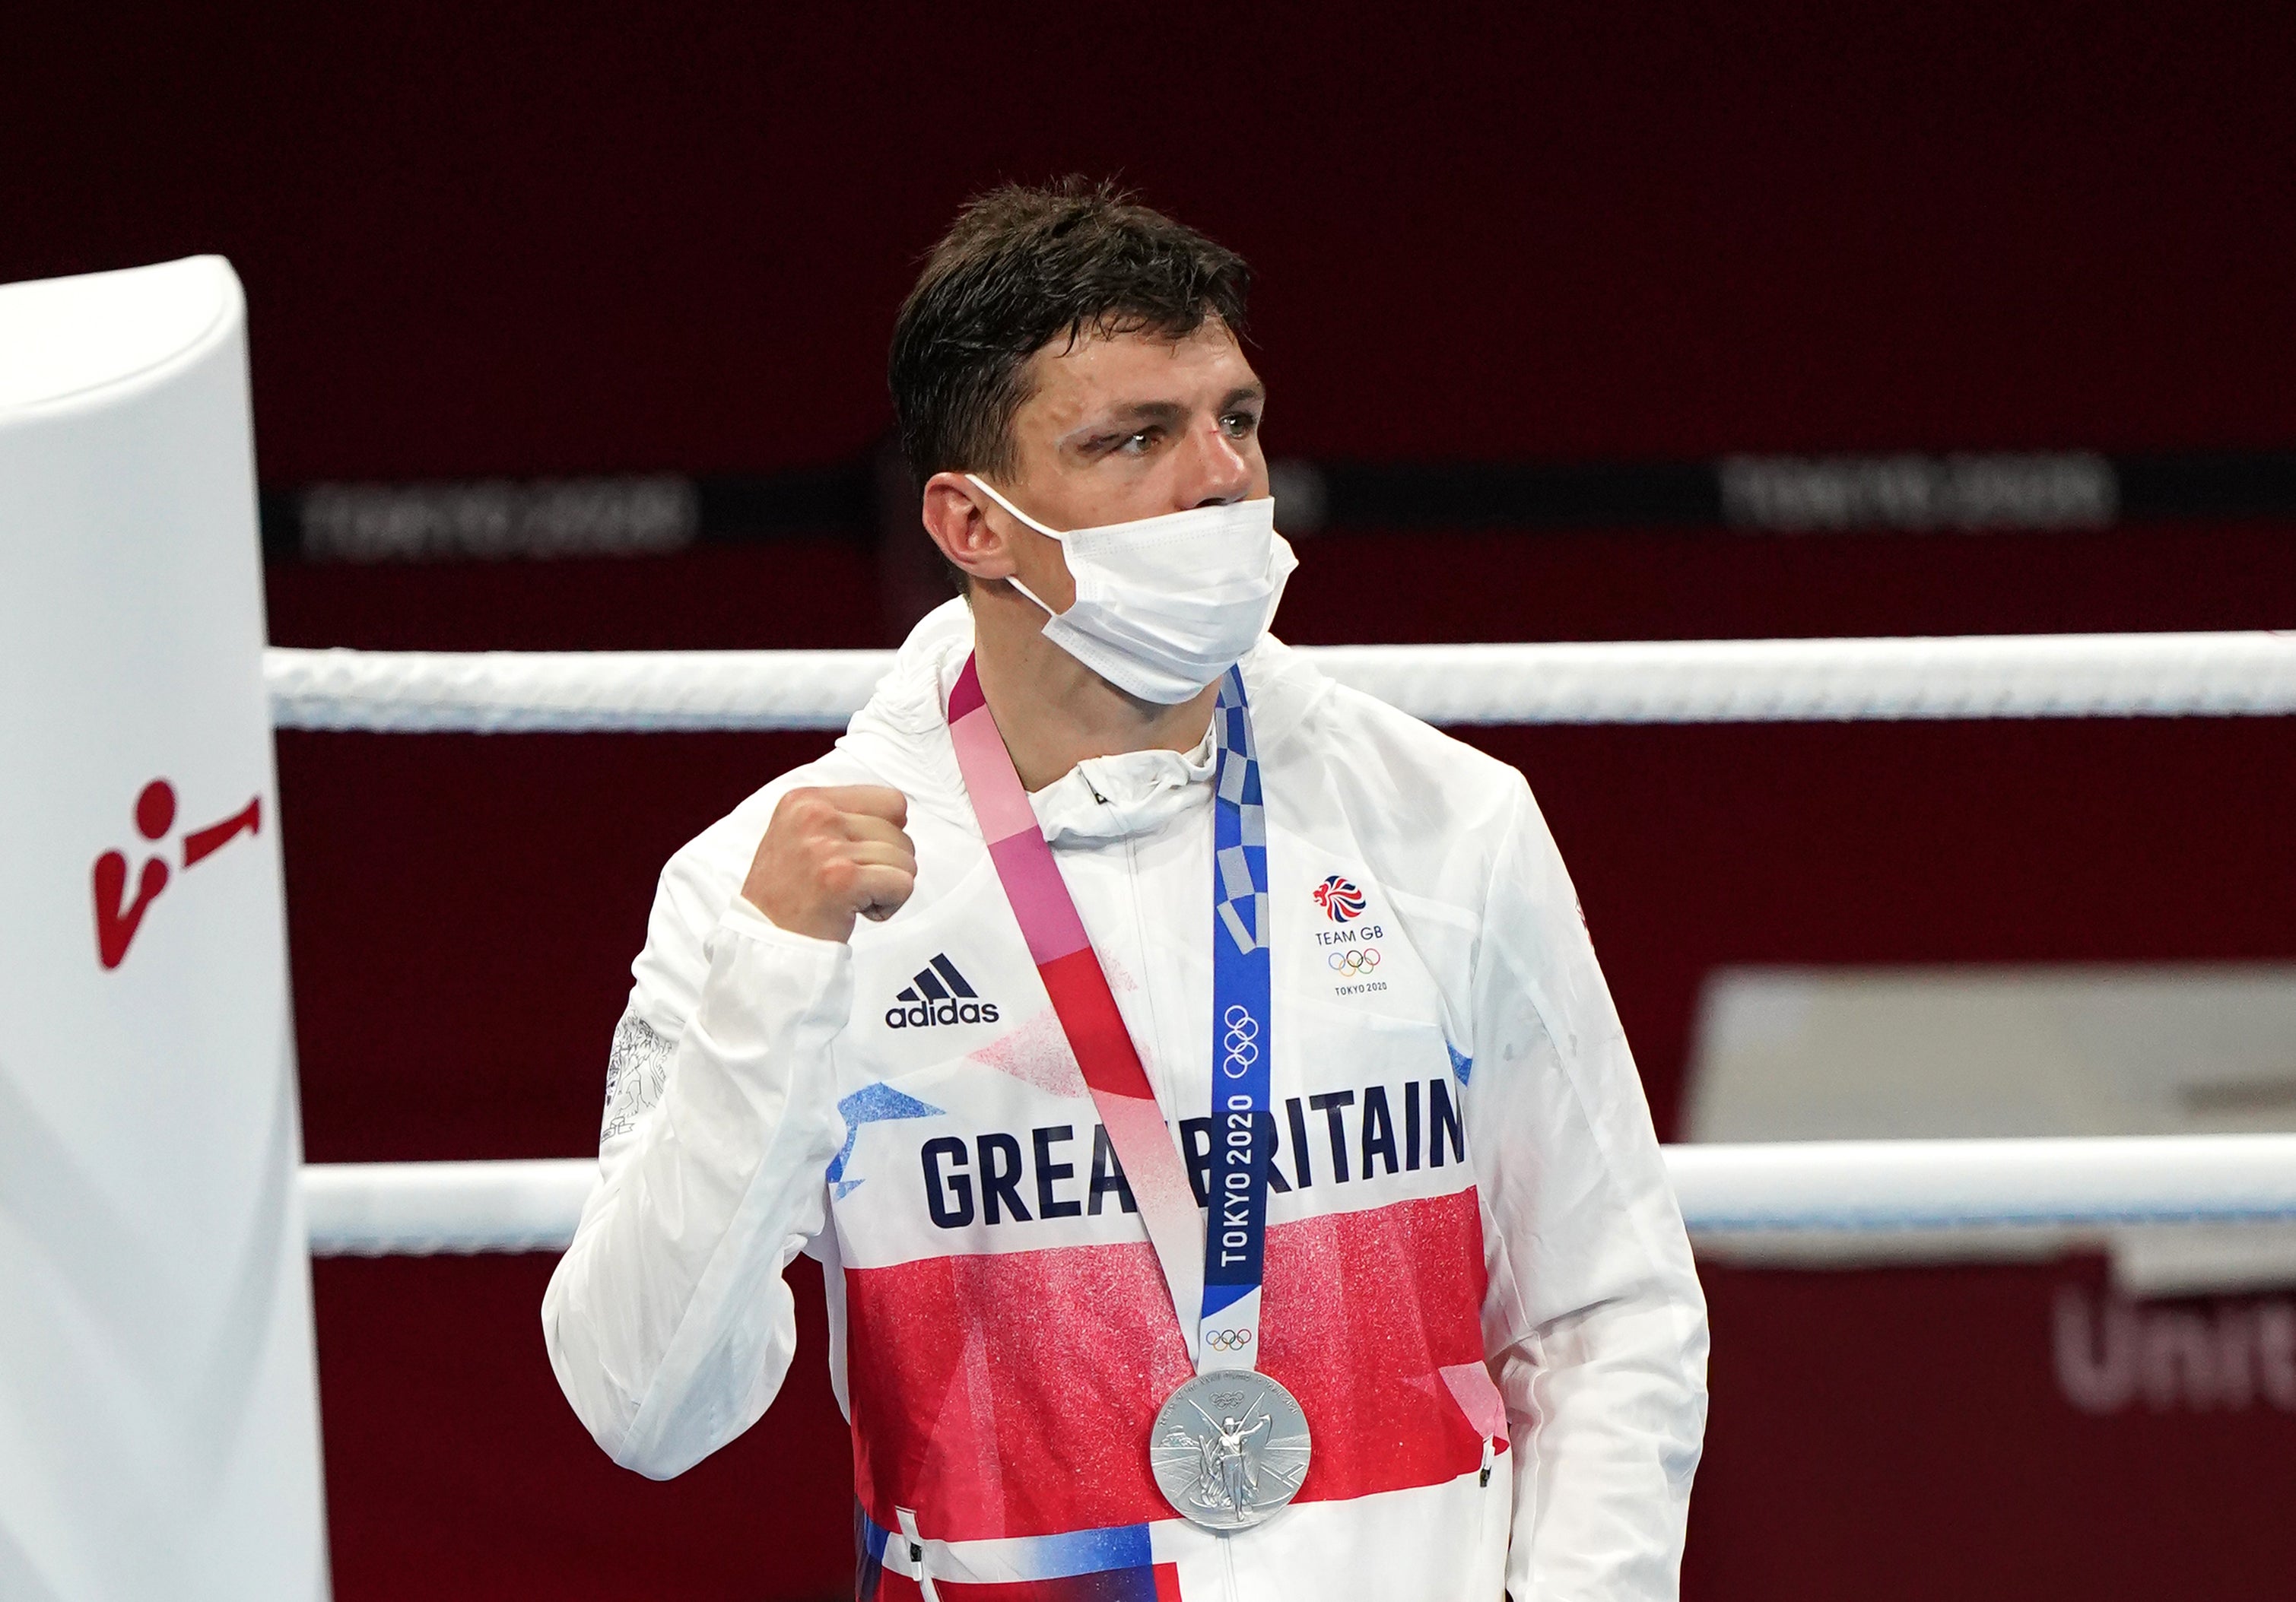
[920,473,1021,583]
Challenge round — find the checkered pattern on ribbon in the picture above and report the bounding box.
[1212,666,1269,956]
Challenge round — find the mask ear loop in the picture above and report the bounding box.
[964,474,1068,618]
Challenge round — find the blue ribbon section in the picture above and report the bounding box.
[1202,666,1274,1324]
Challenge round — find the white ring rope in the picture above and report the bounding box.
[266,631,2296,732]
[1664,1136,2296,1232]
[304,1160,595,1258]
[301,1136,2296,1257]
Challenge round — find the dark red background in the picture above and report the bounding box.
[12,4,2296,1597]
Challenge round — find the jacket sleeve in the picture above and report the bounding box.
[1462,778,1710,1600]
[541,833,854,1479]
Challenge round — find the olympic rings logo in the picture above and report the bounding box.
[1328,948,1382,973]
[1222,1004,1260,1076]
[1204,1328,1254,1352]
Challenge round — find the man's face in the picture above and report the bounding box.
[989,320,1269,611]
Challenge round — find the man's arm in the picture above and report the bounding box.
[541,785,914,1478]
[1462,778,1710,1600]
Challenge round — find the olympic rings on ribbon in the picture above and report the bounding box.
[1204,1328,1254,1352]
[1221,1003,1260,1075]
[1327,948,1381,973]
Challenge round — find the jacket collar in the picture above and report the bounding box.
[836,599,1328,846]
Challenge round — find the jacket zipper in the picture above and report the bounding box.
[1119,830,1177,1110]
[1474,1436,1496,1559]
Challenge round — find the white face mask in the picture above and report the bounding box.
[965,474,1299,704]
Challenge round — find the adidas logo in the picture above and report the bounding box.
[884,953,1002,1030]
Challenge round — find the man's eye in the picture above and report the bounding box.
[1119,429,1158,453]
[1222,412,1259,437]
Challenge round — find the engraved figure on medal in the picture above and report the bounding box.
[1149,1371,1313,1531]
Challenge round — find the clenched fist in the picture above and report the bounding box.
[742,785,917,943]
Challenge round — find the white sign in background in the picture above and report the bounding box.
[1685,964,2296,1296]
[0,259,327,1597]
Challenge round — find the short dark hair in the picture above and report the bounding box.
[889,178,1252,493]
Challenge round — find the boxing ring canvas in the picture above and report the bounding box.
[0,259,328,1599]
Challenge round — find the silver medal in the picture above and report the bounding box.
[1148,1369,1313,1531]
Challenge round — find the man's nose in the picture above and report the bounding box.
[1182,418,1256,509]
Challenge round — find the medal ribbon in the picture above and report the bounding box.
[946,654,1273,1375]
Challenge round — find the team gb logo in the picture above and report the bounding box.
[1313,874,1366,922]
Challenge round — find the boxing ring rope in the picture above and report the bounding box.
[279,630,2296,1256]
[301,1137,2296,1257]
[265,630,2296,732]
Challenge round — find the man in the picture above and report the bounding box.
[545,179,1708,1600]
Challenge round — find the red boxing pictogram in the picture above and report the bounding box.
[94,779,176,970]
[93,779,262,970]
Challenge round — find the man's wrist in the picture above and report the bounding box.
[724,893,849,953]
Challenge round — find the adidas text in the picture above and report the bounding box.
[886,954,1000,1029]
[886,998,1001,1029]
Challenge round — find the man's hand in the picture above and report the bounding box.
[741,785,916,943]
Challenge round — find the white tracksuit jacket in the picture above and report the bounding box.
[543,600,1708,1602]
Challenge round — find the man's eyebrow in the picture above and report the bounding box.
[1063,387,1268,447]
[1061,400,1188,445]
